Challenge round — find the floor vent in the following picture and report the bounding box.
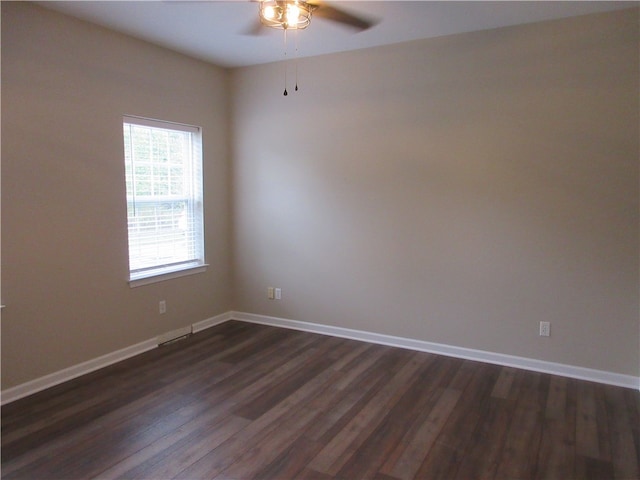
[157,326,193,346]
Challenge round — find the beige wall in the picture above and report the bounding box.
[1,2,232,389]
[231,9,639,376]
[2,4,638,390]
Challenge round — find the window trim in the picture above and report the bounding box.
[128,264,209,288]
[123,115,206,287]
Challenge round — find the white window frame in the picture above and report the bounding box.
[123,115,207,287]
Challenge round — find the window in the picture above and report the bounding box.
[123,116,206,286]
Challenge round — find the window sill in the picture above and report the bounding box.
[129,264,209,288]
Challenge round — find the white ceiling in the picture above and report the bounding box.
[39,1,637,68]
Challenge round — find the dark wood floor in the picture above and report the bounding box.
[2,321,639,479]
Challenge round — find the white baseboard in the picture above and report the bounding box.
[230,311,640,391]
[3,310,637,405]
[1,312,233,405]
[192,311,234,332]
[0,338,157,405]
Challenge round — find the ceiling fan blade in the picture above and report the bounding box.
[309,1,377,31]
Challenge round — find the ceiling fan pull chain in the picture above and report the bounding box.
[294,28,299,92]
[283,27,288,96]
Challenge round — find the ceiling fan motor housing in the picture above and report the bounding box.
[259,1,313,30]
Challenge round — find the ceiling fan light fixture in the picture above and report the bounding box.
[259,1,313,30]
[263,5,276,20]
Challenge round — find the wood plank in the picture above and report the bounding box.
[252,436,324,480]
[330,341,374,372]
[452,397,513,479]
[534,376,576,480]
[231,344,332,419]
[576,381,601,459]
[491,366,518,399]
[604,385,640,479]
[545,375,568,420]
[575,454,615,479]
[454,366,523,479]
[374,355,463,477]
[332,344,391,390]
[308,349,419,476]
[98,413,251,479]
[493,372,547,479]
[414,362,501,479]
[295,467,335,480]
[302,350,420,450]
[213,406,319,479]
[304,374,384,443]
[172,358,343,479]
[335,354,455,479]
[383,387,461,480]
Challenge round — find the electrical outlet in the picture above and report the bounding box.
[268,287,275,300]
[159,300,167,314]
[539,321,550,337]
[275,288,282,300]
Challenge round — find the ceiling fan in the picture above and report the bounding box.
[245,0,376,95]
[247,0,377,34]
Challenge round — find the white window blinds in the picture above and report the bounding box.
[123,116,205,282]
